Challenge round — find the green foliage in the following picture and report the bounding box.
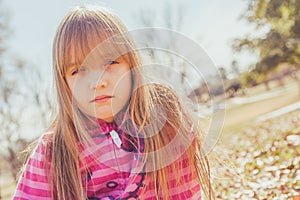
[233,0,300,81]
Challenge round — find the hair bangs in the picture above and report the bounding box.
[56,9,131,76]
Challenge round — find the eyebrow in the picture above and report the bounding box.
[68,62,78,68]
[66,62,84,71]
[66,55,122,71]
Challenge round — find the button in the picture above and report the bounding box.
[106,181,118,189]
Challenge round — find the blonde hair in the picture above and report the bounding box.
[49,5,214,199]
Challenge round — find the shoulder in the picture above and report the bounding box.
[18,131,54,182]
[37,131,53,150]
[13,132,54,199]
[28,131,54,163]
[39,131,54,146]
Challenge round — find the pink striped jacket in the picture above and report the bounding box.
[13,121,201,199]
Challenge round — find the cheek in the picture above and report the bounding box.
[114,71,132,97]
[67,78,89,104]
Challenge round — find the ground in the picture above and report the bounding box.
[211,79,300,199]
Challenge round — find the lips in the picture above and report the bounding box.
[90,95,113,103]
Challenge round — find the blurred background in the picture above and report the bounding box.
[0,0,300,199]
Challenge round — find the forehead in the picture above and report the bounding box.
[67,33,120,68]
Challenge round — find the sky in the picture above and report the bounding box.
[1,0,260,139]
[2,0,258,76]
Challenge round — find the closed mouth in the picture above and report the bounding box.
[91,95,113,103]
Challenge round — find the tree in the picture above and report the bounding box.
[0,60,55,182]
[134,3,189,89]
[218,66,228,81]
[0,1,54,190]
[231,60,241,78]
[233,0,300,79]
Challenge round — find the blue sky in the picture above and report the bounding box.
[2,0,258,75]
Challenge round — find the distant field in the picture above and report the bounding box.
[222,80,300,135]
[198,79,300,146]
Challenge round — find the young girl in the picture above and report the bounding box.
[13,5,214,200]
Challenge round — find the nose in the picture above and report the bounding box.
[89,70,108,89]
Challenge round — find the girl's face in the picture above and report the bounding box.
[65,55,132,122]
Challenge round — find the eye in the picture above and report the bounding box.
[104,60,119,68]
[71,66,87,75]
[71,69,79,76]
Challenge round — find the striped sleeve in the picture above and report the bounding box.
[13,135,52,200]
[167,157,202,199]
[141,156,202,200]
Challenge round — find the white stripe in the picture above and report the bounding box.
[26,163,47,176]
[168,179,200,194]
[13,190,51,200]
[19,178,50,190]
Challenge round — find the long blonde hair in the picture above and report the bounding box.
[50,5,214,199]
